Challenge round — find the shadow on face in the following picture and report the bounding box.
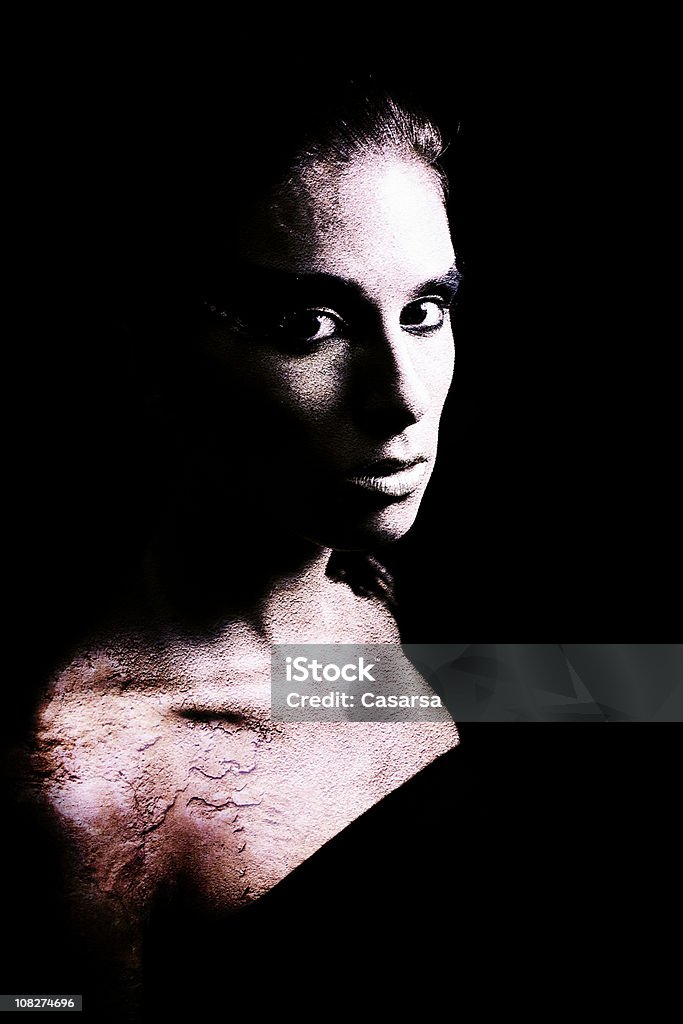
[190,151,457,551]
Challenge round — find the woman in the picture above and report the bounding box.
[28,76,462,1012]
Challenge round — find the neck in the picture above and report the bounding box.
[143,497,339,642]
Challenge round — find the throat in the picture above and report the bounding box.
[246,555,348,643]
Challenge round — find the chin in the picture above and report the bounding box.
[301,491,424,552]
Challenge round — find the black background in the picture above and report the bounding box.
[13,20,679,680]
[4,14,679,1017]
[3,726,678,1017]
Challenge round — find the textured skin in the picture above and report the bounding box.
[28,589,459,997]
[34,642,458,910]
[25,149,459,1010]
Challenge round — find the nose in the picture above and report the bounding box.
[354,322,431,436]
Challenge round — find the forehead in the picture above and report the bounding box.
[243,152,455,299]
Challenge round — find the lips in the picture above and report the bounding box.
[353,455,428,475]
[346,455,430,499]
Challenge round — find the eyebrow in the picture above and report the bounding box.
[207,262,462,313]
[407,264,462,302]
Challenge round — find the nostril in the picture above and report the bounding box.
[361,403,421,438]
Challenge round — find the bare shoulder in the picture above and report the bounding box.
[28,613,457,944]
[37,631,174,707]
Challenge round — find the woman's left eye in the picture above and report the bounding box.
[277,309,343,347]
[400,299,447,336]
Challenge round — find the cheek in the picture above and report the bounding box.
[273,351,348,419]
[219,350,354,481]
[208,343,348,432]
[420,332,455,415]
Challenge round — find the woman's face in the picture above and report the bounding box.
[201,150,457,550]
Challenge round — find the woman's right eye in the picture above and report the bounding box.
[277,309,344,348]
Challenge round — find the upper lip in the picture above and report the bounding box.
[348,455,429,478]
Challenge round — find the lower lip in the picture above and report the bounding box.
[347,461,429,498]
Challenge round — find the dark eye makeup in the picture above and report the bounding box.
[399,297,450,336]
[201,264,459,353]
[277,309,344,348]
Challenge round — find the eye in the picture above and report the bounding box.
[400,298,448,336]
[277,309,344,348]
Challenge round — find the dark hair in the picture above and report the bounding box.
[287,88,448,190]
[171,83,449,317]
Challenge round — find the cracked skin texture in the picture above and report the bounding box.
[26,150,463,937]
[31,590,459,946]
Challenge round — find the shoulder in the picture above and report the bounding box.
[34,632,180,758]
